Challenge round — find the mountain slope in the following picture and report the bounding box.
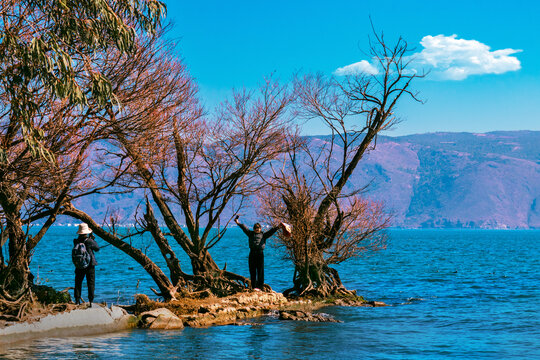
[349,131,540,228]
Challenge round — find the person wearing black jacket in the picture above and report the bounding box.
[235,216,280,291]
[73,223,100,306]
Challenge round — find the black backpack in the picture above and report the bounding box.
[72,241,91,269]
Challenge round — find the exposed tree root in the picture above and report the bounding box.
[149,270,259,301]
[0,298,30,322]
[283,264,357,300]
[0,285,29,304]
[178,271,254,298]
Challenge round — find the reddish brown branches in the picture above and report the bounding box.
[260,31,422,298]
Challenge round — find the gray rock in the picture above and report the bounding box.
[139,308,184,330]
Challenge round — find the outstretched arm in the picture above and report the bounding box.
[263,226,280,240]
[235,216,252,236]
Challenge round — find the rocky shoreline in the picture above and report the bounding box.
[132,290,387,329]
[0,290,387,345]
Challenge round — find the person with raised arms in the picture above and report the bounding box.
[235,216,291,291]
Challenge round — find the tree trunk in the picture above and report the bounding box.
[0,234,5,269]
[143,200,187,287]
[286,259,351,298]
[0,220,30,300]
[190,250,221,276]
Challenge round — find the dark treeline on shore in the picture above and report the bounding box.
[0,1,422,316]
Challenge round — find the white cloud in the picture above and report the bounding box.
[334,60,379,76]
[334,35,521,81]
[414,34,522,80]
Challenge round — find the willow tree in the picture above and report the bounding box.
[0,0,165,303]
[0,83,101,303]
[0,0,165,156]
[260,33,423,297]
[1,29,197,304]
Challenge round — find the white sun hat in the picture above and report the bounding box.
[280,222,292,237]
[77,223,92,235]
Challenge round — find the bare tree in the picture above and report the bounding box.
[102,76,292,296]
[35,20,292,298]
[260,32,423,297]
[58,29,202,301]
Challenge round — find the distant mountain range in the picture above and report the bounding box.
[352,130,540,229]
[70,131,540,229]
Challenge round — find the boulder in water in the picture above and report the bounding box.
[139,308,184,330]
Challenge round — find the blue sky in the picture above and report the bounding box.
[164,0,539,136]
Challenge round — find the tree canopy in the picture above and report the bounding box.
[0,0,166,160]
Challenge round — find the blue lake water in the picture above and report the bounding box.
[1,228,539,359]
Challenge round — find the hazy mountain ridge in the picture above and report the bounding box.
[351,131,540,228]
[69,131,540,229]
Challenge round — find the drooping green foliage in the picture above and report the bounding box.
[0,0,166,161]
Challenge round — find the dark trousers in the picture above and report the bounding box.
[249,250,264,289]
[74,266,95,304]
